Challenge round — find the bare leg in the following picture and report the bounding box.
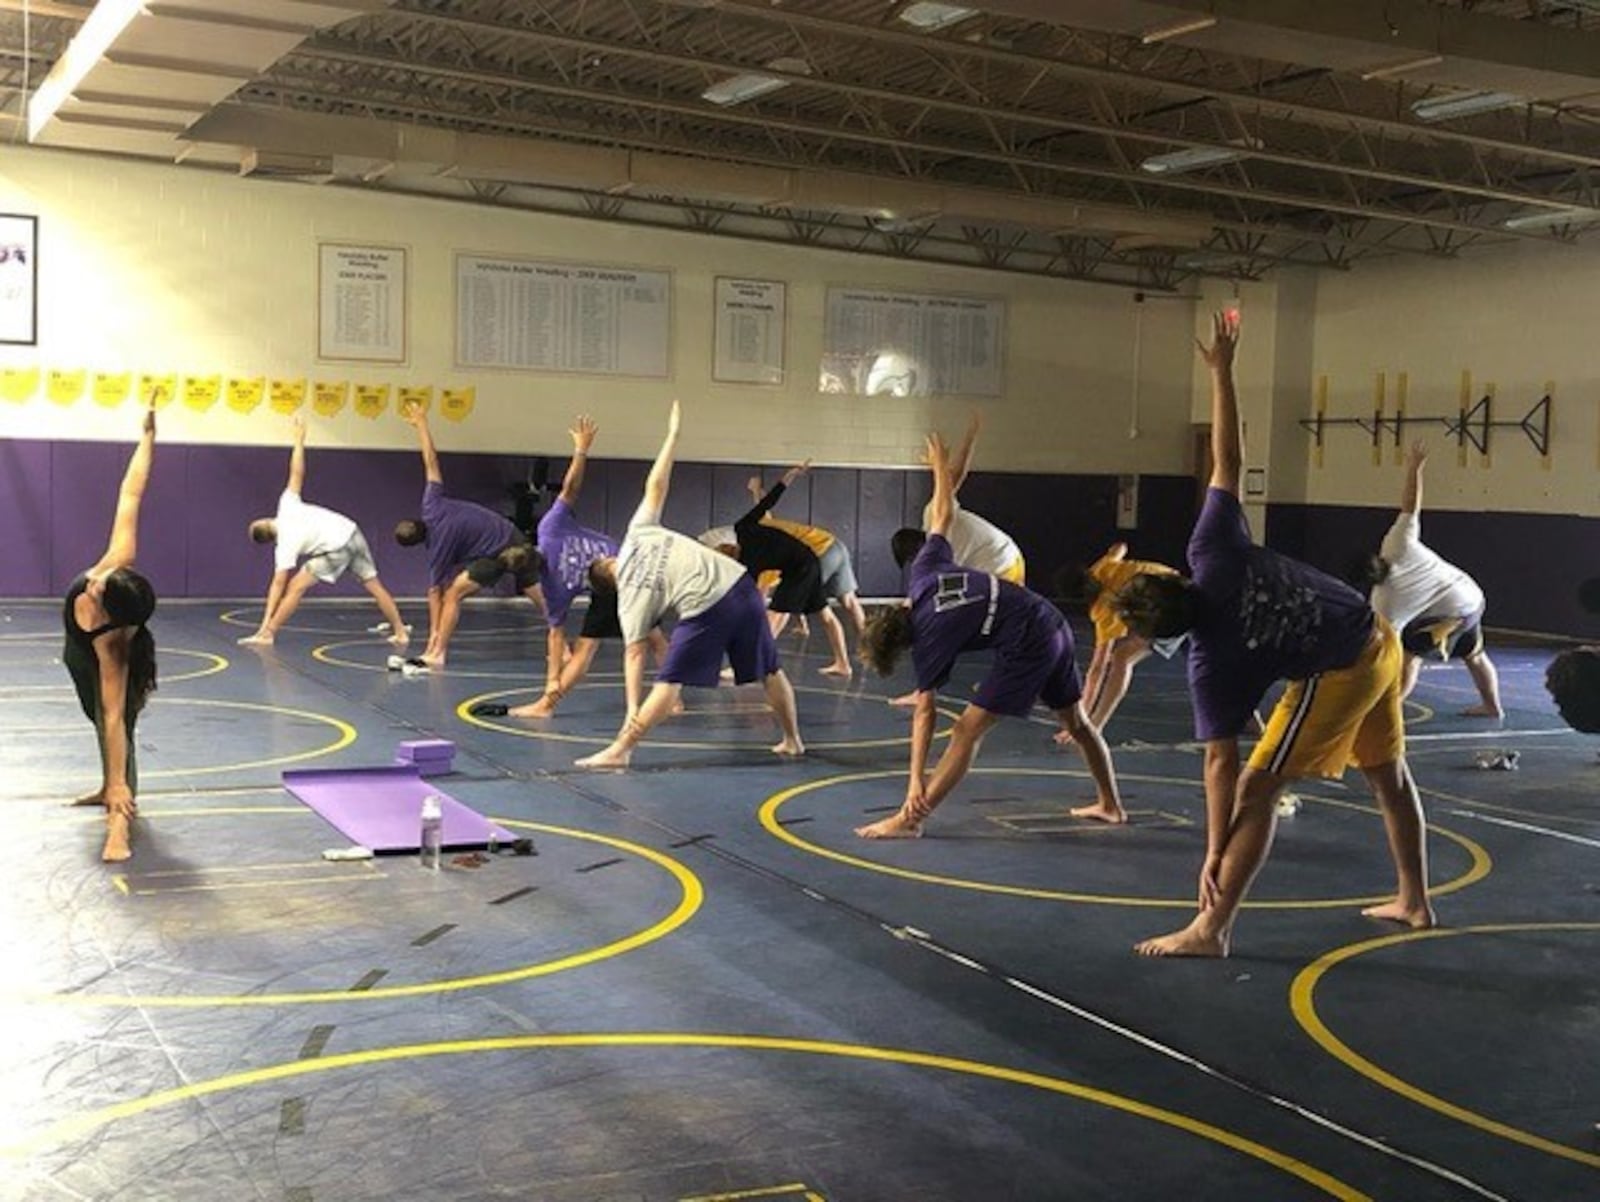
[512,638,600,718]
[763,670,805,756]
[1460,652,1504,718]
[1358,758,1436,928]
[841,591,867,637]
[575,682,685,769]
[1136,766,1286,957]
[422,576,479,667]
[1399,653,1423,700]
[769,611,791,638]
[362,577,409,647]
[1058,702,1125,823]
[817,607,852,677]
[857,706,999,838]
[242,570,318,644]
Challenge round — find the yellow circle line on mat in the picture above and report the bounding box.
[1,1034,1365,1196]
[145,698,355,780]
[1290,922,1600,1168]
[27,820,700,1008]
[0,645,229,689]
[456,686,961,752]
[1402,699,1433,725]
[310,638,613,682]
[224,606,541,637]
[759,769,1491,909]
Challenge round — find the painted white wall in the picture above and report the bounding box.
[0,147,1200,475]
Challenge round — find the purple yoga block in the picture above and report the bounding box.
[396,739,455,763]
[395,755,451,778]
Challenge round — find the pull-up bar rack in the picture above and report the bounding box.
[1301,373,1554,459]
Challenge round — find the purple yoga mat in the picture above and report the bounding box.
[283,766,514,854]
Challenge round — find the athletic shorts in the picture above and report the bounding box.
[818,540,859,600]
[973,607,1083,719]
[465,540,540,592]
[579,587,625,641]
[1401,608,1484,661]
[767,557,827,616]
[1249,618,1405,779]
[658,575,780,688]
[997,556,1027,586]
[304,529,379,585]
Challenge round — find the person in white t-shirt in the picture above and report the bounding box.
[575,401,804,769]
[1355,441,1501,717]
[239,417,409,648]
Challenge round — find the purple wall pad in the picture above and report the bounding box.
[856,468,907,597]
[0,439,54,595]
[283,765,513,853]
[1266,503,1600,639]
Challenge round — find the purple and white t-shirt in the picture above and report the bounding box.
[907,535,1044,694]
[421,481,520,589]
[536,499,619,625]
[1187,488,1374,741]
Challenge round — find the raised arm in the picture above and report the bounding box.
[1400,440,1427,516]
[950,410,982,492]
[1199,311,1242,496]
[286,415,307,495]
[925,432,954,539]
[558,415,598,506]
[402,403,443,485]
[92,403,156,574]
[640,400,681,516]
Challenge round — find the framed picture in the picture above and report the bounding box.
[0,214,39,346]
[317,242,408,363]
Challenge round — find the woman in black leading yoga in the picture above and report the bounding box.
[65,402,158,862]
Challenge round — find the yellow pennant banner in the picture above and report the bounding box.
[226,376,266,415]
[269,378,307,415]
[184,374,222,413]
[397,384,432,414]
[0,366,39,403]
[139,373,178,409]
[353,382,390,420]
[313,380,348,417]
[93,371,131,408]
[439,386,475,422]
[47,368,85,406]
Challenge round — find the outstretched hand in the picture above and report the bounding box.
[781,458,812,487]
[1406,439,1428,469]
[666,399,681,436]
[1196,310,1240,371]
[571,414,598,452]
[291,413,307,440]
[924,431,949,473]
[399,401,426,429]
[141,400,156,437]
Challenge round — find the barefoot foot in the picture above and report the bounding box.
[102,813,132,863]
[237,632,274,647]
[819,662,852,679]
[418,652,445,669]
[1070,800,1127,825]
[1052,729,1080,749]
[888,691,917,708]
[1135,920,1228,958]
[771,737,805,758]
[510,697,558,719]
[1360,899,1436,929]
[855,810,923,839]
[387,633,411,649]
[1460,704,1503,719]
[70,790,106,808]
[575,744,632,770]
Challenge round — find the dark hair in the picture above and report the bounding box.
[1344,553,1390,591]
[395,519,427,547]
[860,605,916,677]
[1113,572,1200,640]
[1547,647,1600,734]
[587,559,617,596]
[1054,563,1098,608]
[103,569,158,714]
[249,522,274,545]
[503,544,545,577]
[891,528,926,569]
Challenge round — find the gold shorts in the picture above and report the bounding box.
[1248,618,1404,779]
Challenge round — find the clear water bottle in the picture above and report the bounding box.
[419,794,444,871]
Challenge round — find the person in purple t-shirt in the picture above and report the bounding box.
[1115,312,1434,958]
[395,405,544,668]
[854,431,1122,839]
[508,416,670,718]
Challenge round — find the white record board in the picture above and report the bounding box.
[820,286,1004,398]
[713,277,786,385]
[318,242,408,363]
[456,253,671,377]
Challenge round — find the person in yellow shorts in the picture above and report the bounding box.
[1114,312,1434,958]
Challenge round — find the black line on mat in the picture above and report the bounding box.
[298,1025,336,1060]
[410,923,457,947]
[575,857,623,874]
[348,969,388,992]
[543,770,1513,1202]
[279,1097,306,1136]
[668,834,717,848]
[860,805,898,814]
[775,816,814,826]
[490,885,537,905]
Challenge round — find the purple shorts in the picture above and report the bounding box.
[973,606,1082,718]
[658,575,780,688]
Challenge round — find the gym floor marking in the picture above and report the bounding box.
[0,643,229,688]
[457,684,966,751]
[679,1185,822,1201]
[19,819,702,1007]
[1,1032,1371,1199]
[221,607,540,637]
[759,769,1493,909]
[1291,923,1600,1168]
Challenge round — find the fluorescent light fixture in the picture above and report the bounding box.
[701,56,810,107]
[1177,251,1244,270]
[1410,90,1522,122]
[1140,15,1218,44]
[28,0,146,141]
[1140,138,1261,175]
[1501,206,1600,232]
[897,2,978,30]
[1359,54,1444,81]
